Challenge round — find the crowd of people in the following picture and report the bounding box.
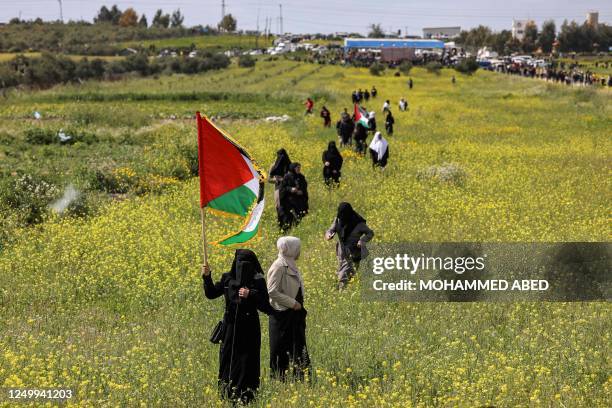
[496,62,612,87]
[202,86,414,404]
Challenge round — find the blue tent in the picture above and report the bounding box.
[344,38,445,50]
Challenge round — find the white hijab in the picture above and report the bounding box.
[369,131,388,160]
[277,236,304,291]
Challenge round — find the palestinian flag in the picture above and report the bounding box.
[354,104,370,128]
[196,112,265,245]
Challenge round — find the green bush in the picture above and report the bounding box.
[0,174,59,225]
[369,62,385,76]
[238,54,256,68]
[398,61,413,75]
[455,57,480,75]
[25,128,55,144]
[425,61,443,75]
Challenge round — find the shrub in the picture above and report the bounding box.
[455,57,479,75]
[425,61,443,75]
[398,61,413,75]
[369,62,385,76]
[25,128,55,144]
[0,174,59,224]
[417,163,467,186]
[238,54,256,68]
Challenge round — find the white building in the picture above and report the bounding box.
[512,19,534,40]
[422,26,461,39]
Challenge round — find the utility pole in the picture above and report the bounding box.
[221,0,226,20]
[256,9,260,48]
[279,4,283,36]
[58,0,64,22]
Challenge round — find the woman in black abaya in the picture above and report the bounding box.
[279,163,309,230]
[268,149,292,229]
[322,141,343,186]
[202,250,276,404]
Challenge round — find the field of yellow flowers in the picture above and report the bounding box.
[0,59,611,407]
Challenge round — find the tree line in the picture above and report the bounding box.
[0,52,230,89]
[93,5,184,29]
[457,19,611,54]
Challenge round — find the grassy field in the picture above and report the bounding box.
[121,34,273,51]
[0,60,610,407]
[0,53,125,62]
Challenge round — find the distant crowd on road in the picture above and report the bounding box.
[495,61,612,88]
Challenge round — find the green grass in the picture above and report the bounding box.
[0,53,124,62]
[0,61,610,407]
[121,34,273,51]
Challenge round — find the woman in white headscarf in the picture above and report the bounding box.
[267,236,310,381]
[369,131,389,169]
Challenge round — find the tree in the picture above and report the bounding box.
[94,6,112,23]
[558,20,581,52]
[138,14,148,28]
[170,9,184,28]
[218,14,237,32]
[119,8,138,27]
[152,9,170,28]
[538,20,556,53]
[521,21,538,53]
[109,5,122,25]
[490,30,512,54]
[368,23,384,38]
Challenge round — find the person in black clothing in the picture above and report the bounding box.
[368,111,377,133]
[353,123,368,155]
[202,250,276,405]
[322,141,343,186]
[320,106,331,127]
[371,86,377,98]
[338,111,354,147]
[408,78,413,89]
[268,149,292,229]
[385,110,395,136]
[364,89,370,101]
[279,163,309,229]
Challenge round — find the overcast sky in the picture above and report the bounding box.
[1,0,610,35]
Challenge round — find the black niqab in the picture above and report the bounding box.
[323,141,343,168]
[270,149,291,178]
[337,202,366,242]
[228,249,264,304]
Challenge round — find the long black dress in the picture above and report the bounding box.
[269,288,310,381]
[279,163,309,230]
[268,149,291,229]
[354,124,368,155]
[322,141,343,185]
[203,250,275,404]
[339,115,354,146]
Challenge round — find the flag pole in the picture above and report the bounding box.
[196,111,209,266]
[200,206,209,266]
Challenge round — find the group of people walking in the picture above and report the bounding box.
[203,201,374,404]
[351,86,377,104]
[202,89,399,404]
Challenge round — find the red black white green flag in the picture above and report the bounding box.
[196,112,265,245]
[354,104,370,128]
